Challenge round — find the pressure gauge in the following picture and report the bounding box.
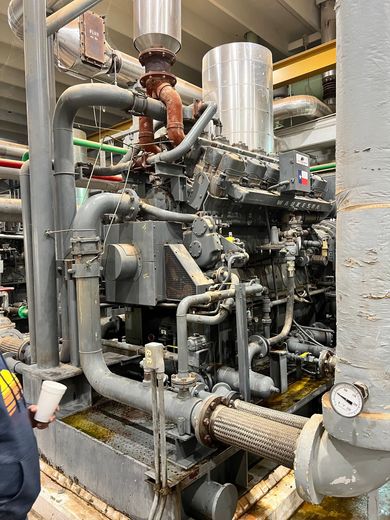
[330,382,368,418]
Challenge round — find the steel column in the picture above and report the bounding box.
[23,0,59,368]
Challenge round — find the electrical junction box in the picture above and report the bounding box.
[279,150,311,193]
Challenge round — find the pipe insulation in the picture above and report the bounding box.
[322,0,390,450]
[294,0,390,505]
[273,95,332,121]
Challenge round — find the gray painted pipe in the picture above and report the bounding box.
[216,366,277,399]
[76,276,200,428]
[147,102,218,164]
[8,0,100,39]
[0,198,22,222]
[46,0,102,36]
[186,307,230,325]
[23,0,59,369]
[177,285,263,377]
[19,162,36,362]
[139,201,195,223]
[273,96,332,122]
[287,337,325,358]
[53,83,166,259]
[0,167,21,181]
[268,275,295,345]
[72,191,139,233]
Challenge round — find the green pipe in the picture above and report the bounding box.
[22,138,128,162]
[310,162,336,172]
[18,305,28,319]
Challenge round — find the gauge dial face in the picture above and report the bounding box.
[330,383,364,418]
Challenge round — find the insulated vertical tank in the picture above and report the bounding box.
[133,0,181,54]
[202,42,273,153]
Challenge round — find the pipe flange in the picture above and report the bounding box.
[139,47,176,69]
[194,395,222,447]
[294,414,324,504]
[171,372,197,392]
[140,71,177,89]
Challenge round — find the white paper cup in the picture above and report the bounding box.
[34,380,67,423]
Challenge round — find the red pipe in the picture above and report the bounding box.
[0,158,23,169]
[155,81,185,146]
[92,175,123,182]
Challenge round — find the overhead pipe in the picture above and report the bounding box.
[0,140,28,159]
[0,198,22,222]
[8,0,102,39]
[0,158,23,169]
[46,0,102,36]
[273,95,332,122]
[294,0,390,503]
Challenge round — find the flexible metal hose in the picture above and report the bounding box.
[209,405,300,468]
[233,400,308,429]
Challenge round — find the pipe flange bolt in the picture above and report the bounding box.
[171,372,197,391]
[194,395,222,447]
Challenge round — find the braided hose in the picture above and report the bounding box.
[233,400,308,430]
[209,405,300,468]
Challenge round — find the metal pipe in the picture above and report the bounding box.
[0,234,23,240]
[72,191,139,234]
[23,0,59,368]
[101,339,178,361]
[147,102,217,164]
[0,198,22,222]
[54,20,201,105]
[0,167,21,181]
[0,141,27,159]
[273,96,332,121]
[176,285,263,378]
[76,276,200,427]
[268,275,295,345]
[46,0,102,36]
[209,405,300,468]
[0,158,23,169]
[216,366,278,399]
[53,84,166,257]
[139,201,195,223]
[186,308,230,325]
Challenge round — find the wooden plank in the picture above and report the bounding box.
[239,472,303,520]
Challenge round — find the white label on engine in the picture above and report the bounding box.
[296,153,309,167]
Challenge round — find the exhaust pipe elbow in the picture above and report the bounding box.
[295,414,390,504]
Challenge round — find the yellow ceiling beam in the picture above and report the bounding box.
[273,39,336,88]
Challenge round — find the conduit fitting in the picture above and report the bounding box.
[294,414,390,504]
[192,396,300,468]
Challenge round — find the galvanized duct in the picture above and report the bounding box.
[273,95,332,122]
[202,42,273,153]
